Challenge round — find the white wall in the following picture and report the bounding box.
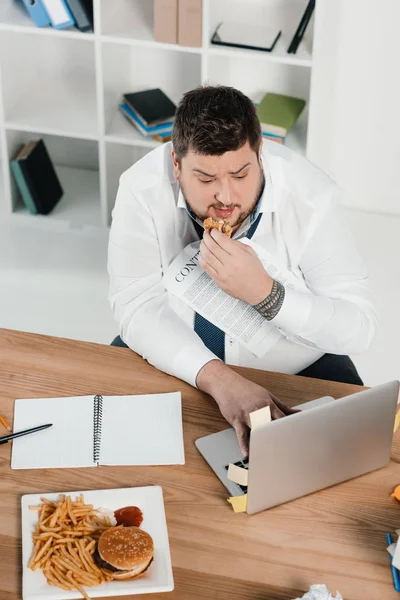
[308,0,400,215]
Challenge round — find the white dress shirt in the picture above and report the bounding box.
[108,140,377,387]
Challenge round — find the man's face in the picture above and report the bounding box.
[172,142,263,231]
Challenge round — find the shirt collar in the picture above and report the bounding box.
[258,154,275,214]
[177,187,187,208]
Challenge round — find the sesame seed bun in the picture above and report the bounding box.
[97,526,154,580]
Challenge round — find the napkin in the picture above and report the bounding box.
[294,584,343,600]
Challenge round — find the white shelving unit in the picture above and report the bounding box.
[0,0,317,230]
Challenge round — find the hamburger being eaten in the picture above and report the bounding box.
[94,526,154,580]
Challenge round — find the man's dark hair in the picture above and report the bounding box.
[172,85,262,161]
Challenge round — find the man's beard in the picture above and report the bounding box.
[181,171,265,231]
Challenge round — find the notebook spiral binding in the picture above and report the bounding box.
[93,394,103,464]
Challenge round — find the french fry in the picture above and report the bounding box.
[28,494,115,599]
[67,495,77,526]
[28,540,41,569]
[63,546,82,569]
[39,497,55,506]
[45,567,71,591]
[76,539,103,577]
[55,559,99,588]
[49,504,61,528]
[38,525,62,533]
[49,564,74,590]
[55,554,98,580]
[36,545,55,569]
[85,539,96,553]
[31,537,52,566]
[36,533,63,541]
[66,571,91,600]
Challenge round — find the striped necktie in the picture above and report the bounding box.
[193,213,263,360]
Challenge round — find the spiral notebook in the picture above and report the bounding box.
[11,393,184,470]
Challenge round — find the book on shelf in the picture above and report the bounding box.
[10,139,63,215]
[178,0,202,48]
[10,155,37,215]
[154,0,178,45]
[287,0,315,54]
[21,0,94,31]
[66,0,93,32]
[256,93,306,139]
[211,21,281,53]
[152,131,173,143]
[21,0,50,27]
[123,88,176,127]
[119,103,174,138]
[40,0,75,29]
[262,133,284,145]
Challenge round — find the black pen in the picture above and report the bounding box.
[0,423,53,445]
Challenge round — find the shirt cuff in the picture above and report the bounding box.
[272,287,314,334]
[172,343,220,388]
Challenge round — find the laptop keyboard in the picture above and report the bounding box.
[224,459,249,493]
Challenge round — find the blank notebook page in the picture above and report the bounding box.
[100,393,184,466]
[11,396,94,469]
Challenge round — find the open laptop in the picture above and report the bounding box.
[196,381,400,514]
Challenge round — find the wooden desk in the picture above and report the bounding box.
[0,328,399,600]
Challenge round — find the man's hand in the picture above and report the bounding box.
[199,228,273,305]
[196,360,296,457]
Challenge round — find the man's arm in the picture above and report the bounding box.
[107,175,217,387]
[200,189,377,355]
[196,359,296,457]
[253,280,286,321]
[270,191,377,354]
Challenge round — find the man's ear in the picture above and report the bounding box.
[171,150,181,180]
[257,145,263,165]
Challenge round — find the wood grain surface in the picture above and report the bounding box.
[0,328,399,600]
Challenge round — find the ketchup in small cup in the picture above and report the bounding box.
[114,506,143,527]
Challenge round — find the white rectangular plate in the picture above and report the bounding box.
[22,486,174,599]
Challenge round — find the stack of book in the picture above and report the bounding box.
[21,0,93,32]
[10,139,63,215]
[256,93,306,144]
[119,88,176,143]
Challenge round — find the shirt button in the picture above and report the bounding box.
[229,339,234,346]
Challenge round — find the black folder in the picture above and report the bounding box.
[16,139,63,215]
[287,0,315,54]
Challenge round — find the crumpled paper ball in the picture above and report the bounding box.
[294,584,343,600]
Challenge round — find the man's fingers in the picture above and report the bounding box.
[242,244,256,255]
[199,255,219,279]
[234,422,249,458]
[203,229,231,259]
[271,394,299,416]
[209,228,235,255]
[200,239,223,271]
[269,404,286,420]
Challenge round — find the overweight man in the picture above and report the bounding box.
[108,85,376,454]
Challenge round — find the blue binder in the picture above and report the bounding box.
[22,0,50,27]
[40,0,75,29]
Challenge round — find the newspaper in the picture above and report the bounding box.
[163,240,310,358]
